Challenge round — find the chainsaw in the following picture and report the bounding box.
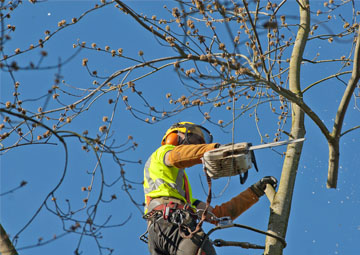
[203,138,305,183]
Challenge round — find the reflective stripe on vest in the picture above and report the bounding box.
[144,156,186,198]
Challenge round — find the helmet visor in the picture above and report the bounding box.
[185,125,213,144]
[198,126,213,144]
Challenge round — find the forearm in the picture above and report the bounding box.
[212,187,259,220]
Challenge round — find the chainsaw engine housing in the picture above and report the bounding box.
[203,143,253,179]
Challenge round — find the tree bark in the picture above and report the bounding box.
[0,224,18,255]
[264,1,309,254]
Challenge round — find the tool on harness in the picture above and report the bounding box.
[164,205,171,220]
[215,216,233,227]
[143,209,162,221]
[141,210,163,244]
[203,138,305,182]
[139,230,149,244]
[169,209,189,225]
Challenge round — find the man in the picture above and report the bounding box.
[143,122,277,255]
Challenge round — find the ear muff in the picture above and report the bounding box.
[164,132,179,145]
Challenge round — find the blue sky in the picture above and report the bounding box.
[1,1,359,255]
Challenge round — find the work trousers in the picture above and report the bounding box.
[147,218,216,255]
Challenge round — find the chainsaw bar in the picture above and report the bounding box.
[248,138,305,151]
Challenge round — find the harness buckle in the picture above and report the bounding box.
[170,209,185,225]
[163,206,170,220]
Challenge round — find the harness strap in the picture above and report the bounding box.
[183,175,191,204]
[151,202,192,212]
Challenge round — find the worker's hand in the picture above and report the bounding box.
[250,176,278,197]
[195,201,215,222]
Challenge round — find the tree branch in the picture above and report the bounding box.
[261,78,331,140]
[114,0,186,56]
[341,125,360,137]
[302,71,352,93]
[327,28,360,188]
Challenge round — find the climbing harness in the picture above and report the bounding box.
[140,201,199,244]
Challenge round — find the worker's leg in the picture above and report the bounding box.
[147,222,165,255]
[176,230,216,255]
[147,219,181,255]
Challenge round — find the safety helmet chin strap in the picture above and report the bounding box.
[177,131,186,145]
[169,123,191,145]
[176,130,190,145]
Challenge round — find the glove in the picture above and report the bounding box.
[250,176,278,197]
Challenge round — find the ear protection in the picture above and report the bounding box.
[164,132,179,146]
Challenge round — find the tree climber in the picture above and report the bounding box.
[143,121,278,255]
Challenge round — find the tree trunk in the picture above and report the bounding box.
[264,1,309,254]
[0,224,18,255]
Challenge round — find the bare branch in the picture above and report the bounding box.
[114,0,186,56]
[327,28,360,188]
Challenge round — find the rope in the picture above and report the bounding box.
[198,223,287,253]
[179,164,212,239]
[213,239,265,249]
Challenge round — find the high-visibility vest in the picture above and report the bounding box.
[143,144,196,213]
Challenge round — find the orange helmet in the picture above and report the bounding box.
[161,122,213,146]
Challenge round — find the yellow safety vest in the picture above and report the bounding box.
[143,144,196,213]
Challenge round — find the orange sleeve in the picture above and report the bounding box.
[212,187,259,221]
[168,143,218,169]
